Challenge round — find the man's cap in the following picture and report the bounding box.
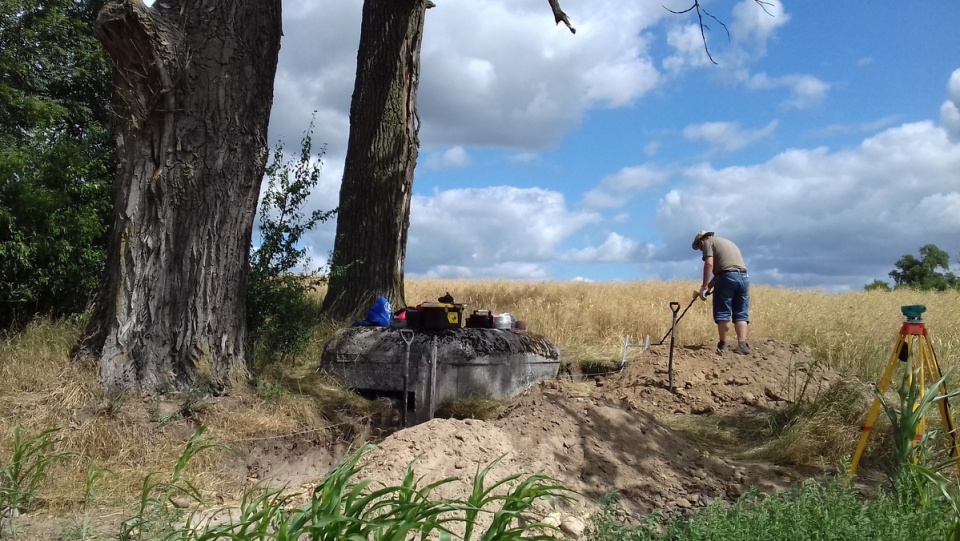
[692,230,714,249]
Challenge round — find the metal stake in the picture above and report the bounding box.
[428,335,438,420]
[399,329,414,427]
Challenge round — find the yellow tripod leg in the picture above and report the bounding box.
[915,342,925,450]
[920,335,960,472]
[848,334,906,478]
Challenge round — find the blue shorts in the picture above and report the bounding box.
[713,272,750,323]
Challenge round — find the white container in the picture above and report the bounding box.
[493,313,514,330]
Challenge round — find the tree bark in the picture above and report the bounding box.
[75,0,282,394]
[321,0,430,322]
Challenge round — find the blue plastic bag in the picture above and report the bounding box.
[365,296,392,327]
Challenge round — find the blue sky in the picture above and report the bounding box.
[265,0,960,291]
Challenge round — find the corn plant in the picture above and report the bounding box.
[874,365,960,539]
[0,425,71,537]
[155,444,574,540]
[120,425,223,541]
[455,455,572,541]
[186,444,459,540]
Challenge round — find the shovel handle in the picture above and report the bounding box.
[399,329,414,345]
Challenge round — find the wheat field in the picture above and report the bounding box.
[402,280,960,380]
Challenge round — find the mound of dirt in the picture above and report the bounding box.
[594,338,840,415]
[348,339,844,526]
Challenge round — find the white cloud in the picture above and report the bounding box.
[509,151,541,164]
[663,23,716,73]
[416,0,668,149]
[405,186,601,276]
[663,0,788,72]
[424,146,471,169]
[562,232,645,263]
[683,119,778,152]
[806,116,900,139]
[582,165,669,209]
[417,262,549,281]
[655,120,960,287]
[941,68,960,142]
[743,72,829,109]
[730,0,789,49]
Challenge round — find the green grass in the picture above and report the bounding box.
[115,433,574,540]
[586,480,951,541]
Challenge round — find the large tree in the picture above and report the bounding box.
[888,244,959,291]
[322,0,574,321]
[320,0,431,320]
[75,0,283,393]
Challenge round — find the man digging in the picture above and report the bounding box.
[692,231,751,355]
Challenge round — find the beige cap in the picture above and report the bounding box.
[691,230,714,250]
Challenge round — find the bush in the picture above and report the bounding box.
[0,0,113,330]
[247,116,335,366]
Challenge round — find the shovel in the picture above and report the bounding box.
[660,289,712,393]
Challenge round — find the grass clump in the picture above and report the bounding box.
[587,480,950,541]
[661,376,868,469]
[435,394,516,421]
[0,425,72,537]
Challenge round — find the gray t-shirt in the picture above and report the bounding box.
[701,236,747,275]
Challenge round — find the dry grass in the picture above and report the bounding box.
[434,394,516,421]
[2,281,959,515]
[399,280,960,382]
[0,318,385,514]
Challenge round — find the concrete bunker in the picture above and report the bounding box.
[320,327,561,425]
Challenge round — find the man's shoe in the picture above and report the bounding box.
[735,341,751,355]
[716,341,726,354]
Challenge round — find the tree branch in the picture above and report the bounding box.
[547,0,575,34]
[664,0,774,65]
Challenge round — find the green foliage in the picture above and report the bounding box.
[586,480,950,541]
[456,455,572,541]
[864,279,891,292]
[120,426,223,541]
[0,426,72,537]
[0,0,114,330]
[119,441,571,540]
[888,244,960,291]
[247,116,336,366]
[876,366,960,531]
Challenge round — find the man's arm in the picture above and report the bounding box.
[702,256,714,289]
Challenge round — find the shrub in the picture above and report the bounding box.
[247,116,335,366]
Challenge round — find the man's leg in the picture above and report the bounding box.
[734,320,748,342]
[732,275,751,354]
[717,320,730,352]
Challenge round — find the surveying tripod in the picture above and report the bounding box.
[847,305,960,477]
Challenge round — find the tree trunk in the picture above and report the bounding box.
[75,0,282,394]
[321,0,430,321]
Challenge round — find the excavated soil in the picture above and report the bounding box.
[293,338,850,529]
